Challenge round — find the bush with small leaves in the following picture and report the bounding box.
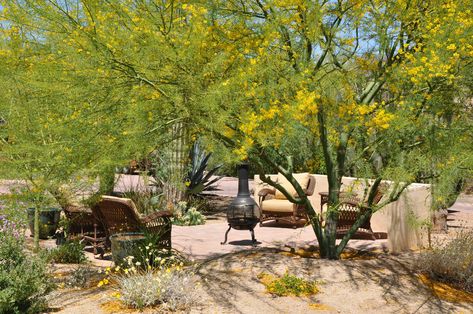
[418,230,473,292]
[0,216,53,313]
[172,203,206,226]
[64,266,100,288]
[257,272,319,297]
[97,245,198,311]
[47,241,87,264]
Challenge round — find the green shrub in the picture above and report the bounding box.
[257,272,319,297]
[121,189,163,215]
[172,202,206,226]
[47,241,87,264]
[0,216,53,313]
[173,207,206,226]
[418,230,473,292]
[185,141,222,196]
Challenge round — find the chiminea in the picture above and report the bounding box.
[221,163,261,246]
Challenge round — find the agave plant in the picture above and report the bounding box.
[185,142,222,196]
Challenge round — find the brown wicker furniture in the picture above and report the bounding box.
[328,184,386,240]
[63,205,106,255]
[92,196,173,252]
[319,191,353,219]
[259,173,316,227]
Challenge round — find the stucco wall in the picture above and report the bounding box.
[254,174,431,253]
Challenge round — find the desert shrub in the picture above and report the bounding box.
[47,241,87,264]
[257,272,319,297]
[184,141,222,197]
[0,194,28,226]
[121,189,163,215]
[173,207,206,226]
[113,267,197,311]
[418,230,473,292]
[64,266,99,288]
[98,244,197,311]
[172,202,206,226]
[0,216,53,313]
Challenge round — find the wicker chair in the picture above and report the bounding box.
[92,196,173,252]
[259,174,316,227]
[63,204,106,255]
[336,184,386,240]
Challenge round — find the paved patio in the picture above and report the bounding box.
[172,222,388,261]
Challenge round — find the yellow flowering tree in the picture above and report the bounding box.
[1,0,472,258]
[208,0,473,259]
[0,1,238,205]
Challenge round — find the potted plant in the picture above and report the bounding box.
[110,232,146,265]
[24,189,62,240]
[26,207,61,239]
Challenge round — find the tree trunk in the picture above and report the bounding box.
[321,180,341,259]
[33,206,40,252]
[317,110,343,259]
[164,121,189,205]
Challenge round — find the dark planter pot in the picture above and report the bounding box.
[110,232,146,266]
[27,207,61,239]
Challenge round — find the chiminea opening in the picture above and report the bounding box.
[221,163,260,246]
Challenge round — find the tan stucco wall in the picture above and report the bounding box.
[254,174,431,253]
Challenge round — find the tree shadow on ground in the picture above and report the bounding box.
[194,245,472,313]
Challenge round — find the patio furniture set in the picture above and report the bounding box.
[65,196,172,258]
[258,173,386,240]
[64,173,384,258]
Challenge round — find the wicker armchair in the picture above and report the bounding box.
[92,196,173,252]
[63,204,106,255]
[259,174,316,227]
[336,184,386,240]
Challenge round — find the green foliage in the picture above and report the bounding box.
[0,218,52,313]
[418,231,473,292]
[0,194,28,227]
[171,202,206,226]
[185,141,222,196]
[173,207,206,226]
[120,179,163,215]
[257,272,319,297]
[122,190,162,215]
[47,241,87,264]
[1,0,472,260]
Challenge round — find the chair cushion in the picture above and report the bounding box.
[275,172,310,200]
[261,199,296,213]
[101,195,141,218]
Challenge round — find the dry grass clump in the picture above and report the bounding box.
[418,230,473,292]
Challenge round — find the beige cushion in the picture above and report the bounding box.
[261,199,296,213]
[102,195,141,217]
[275,172,310,200]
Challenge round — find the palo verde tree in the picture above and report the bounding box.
[0,15,142,249]
[206,0,473,259]
[1,0,472,257]
[0,1,237,204]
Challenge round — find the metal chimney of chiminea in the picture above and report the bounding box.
[221,163,261,246]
